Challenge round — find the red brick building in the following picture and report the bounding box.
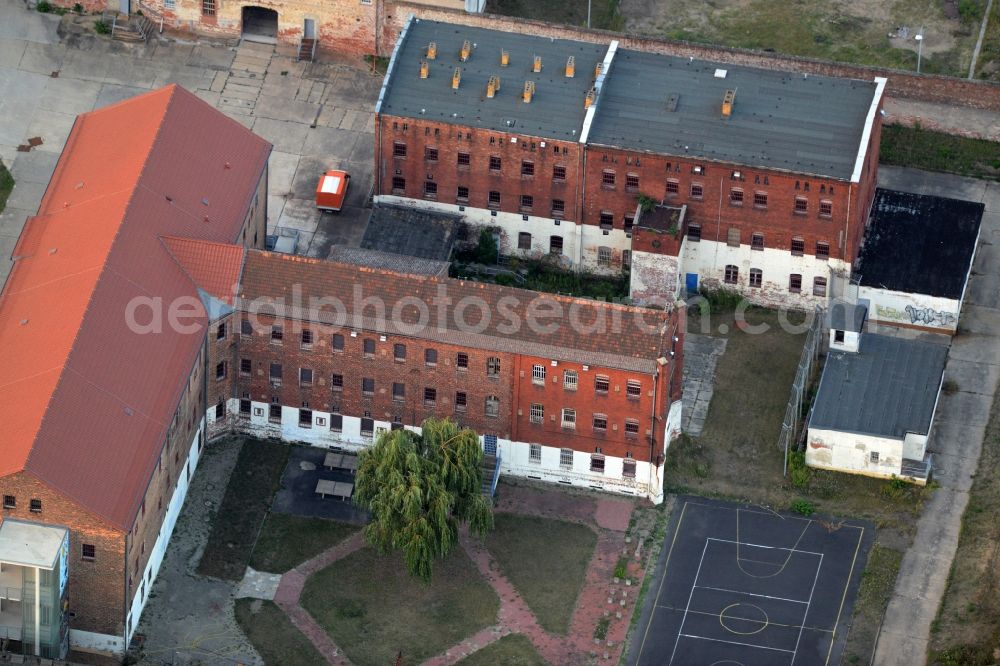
[0,85,270,658]
[204,250,684,502]
[375,18,886,308]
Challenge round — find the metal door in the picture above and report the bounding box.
[685,272,698,294]
[303,18,315,39]
[483,434,497,456]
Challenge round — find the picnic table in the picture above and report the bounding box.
[315,479,354,501]
[342,455,358,474]
[323,451,343,470]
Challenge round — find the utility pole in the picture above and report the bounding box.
[915,27,924,73]
[587,0,591,29]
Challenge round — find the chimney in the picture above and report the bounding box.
[565,55,575,77]
[486,75,500,98]
[594,62,603,78]
[584,87,596,109]
[722,89,736,117]
[500,49,509,67]
[452,67,461,90]
[426,42,437,59]
[419,60,429,79]
[460,40,472,62]
[532,55,542,73]
[522,80,535,103]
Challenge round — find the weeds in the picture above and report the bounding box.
[788,450,812,489]
[94,19,110,34]
[791,499,815,516]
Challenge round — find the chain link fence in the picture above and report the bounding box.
[780,308,824,476]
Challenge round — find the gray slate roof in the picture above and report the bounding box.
[588,49,877,180]
[379,19,607,140]
[362,203,458,261]
[328,245,449,276]
[809,334,947,439]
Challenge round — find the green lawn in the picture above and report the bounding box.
[301,547,500,666]
[234,599,327,666]
[197,439,290,580]
[486,0,623,31]
[249,513,359,574]
[880,125,1000,181]
[485,513,597,634]
[456,634,548,665]
[842,546,903,663]
[0,160,13,215]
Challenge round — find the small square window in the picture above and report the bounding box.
[593,413,608,431]
[489,155,502,171]
[560,448,574,469]
[625,174,640,191]
[529,443,542,463]
[363,339,376,356]
[2,495,14,509]
[425,348,438,366]
[332,374,344,391]
[332,334,344,351]
[393,142,407,158]
[30,499,42,513]
[553,165,567,181]
[529,403,544,423]
[362,377,375,395]
[82,544,96,560]
[789,274,803,293]
[424,146,438,161]
[870,451,880,463]
[521,160,535,176]
[424,387,437,404]
[457,186,469,203]
[301,329,313,348]
[457,352,469,369]
[457,152,470,166]
[270,325,283,342]
[595,375,610,393]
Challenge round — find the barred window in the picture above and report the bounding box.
[626,380,641,399]
[529,443,541,463]
[485,395,500,417]
[561,408,576,428]
[529,403,544,423]
[559,448,574,469]
[392,142,407,158]
[563,370,578,390]
[593,413,608,431]
[625,419,640,436]
[595,375,610,393]
[201,0,215,16]
[532,364,546,383]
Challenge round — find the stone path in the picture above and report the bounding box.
[681,333,728,436]
[872,167,1000,666]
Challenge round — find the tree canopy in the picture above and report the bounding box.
[353,418,495,581]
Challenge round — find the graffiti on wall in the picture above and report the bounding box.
[875,304,957,327]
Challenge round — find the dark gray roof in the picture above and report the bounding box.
[379,19,607,140]
[828,302,868,332]
[809,334,947,439]
[587,49,878,180]
[856,189,984,299]
[362,203,458,261]
[327,246,449,276]
[635,204,685,233]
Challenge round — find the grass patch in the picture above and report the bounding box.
[486,0,623,31]
[197,439,290,580]
[451,257,629,301]
[455,634,548,665]
[249,513,358,574]
[842,546,903,663]
[301,547,499,666]
[485,513,597,634]
[0,161,13,215]
[929,382,1000,661]
[880,125,1000,181]
[233,599,326,666]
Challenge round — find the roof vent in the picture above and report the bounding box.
[201,198,209,206]
[19,318,28,326]
[75,181,85,189]
[426,42,437,59]
[584,87,596,109]
[124,407,133,416]
[460,40,472,62]
[722,89,736,117]
[522,80,535,103]
[500,49,509,67]
[714,68,727,78]
[595,62,603,78]
[532,55,542,73]
[48,247,57,254]
[452,67,461,89]
[565,56,575,78]
[666,93,679,112]
[419,60,429,79]
[486,75,500,98]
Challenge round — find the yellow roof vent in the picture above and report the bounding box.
[722,89,736,117]
[452,67,461,89]
[500,49,510,67]
[426,42,437,59]
[532,55,542,73]
[565,56,575,78]
[486,75,501,98]
[419,60,429,79]
[584,87,596,109]
[460,40,472,62]
[523,80,535,103]
[595,62,603,78]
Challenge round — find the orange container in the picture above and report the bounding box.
[316,170,350,212]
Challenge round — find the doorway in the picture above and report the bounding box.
[241,6,278,44]
[303,18,315,40]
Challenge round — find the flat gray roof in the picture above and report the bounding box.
[380,19,607,140]
[828,302,868,332]
[328,245,449,277]
[810,334,947,439]
[0,520,67,569]
[587,49,878,180]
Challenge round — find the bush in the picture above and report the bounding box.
[474,229,499,265]
[613,556,628,580]
[698,286,744,313]
[791,500,815,516]
[94,19,110,34]
[72,2,83,12]
[788,450,811,489]
[36,0,52,12]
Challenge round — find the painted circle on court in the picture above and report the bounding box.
[719,602,769,635]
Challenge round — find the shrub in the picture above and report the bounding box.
[94,19,110,34]
[474,229,499,265]
[36,0,52,12]
[791,500,815,517]
[613,557,628,580]
[73,2,83,12]
[788,450,811,489]
[698,286,744,313]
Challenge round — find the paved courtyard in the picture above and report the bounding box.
[0,0,379,290]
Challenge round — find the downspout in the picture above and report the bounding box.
[648,366,659,499]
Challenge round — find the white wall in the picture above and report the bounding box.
[857,285,960,333]
[806,427,905,480]
[69,629,125,656]
[829,328,861,353]
[681,238,849,308]
[630,250,681,304]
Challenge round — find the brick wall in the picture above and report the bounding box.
[376,115,585,222]
[385,4,1000,115]
[0,472,126,637]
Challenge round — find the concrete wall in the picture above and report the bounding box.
[806,427,904,479]
[859,286,960,333]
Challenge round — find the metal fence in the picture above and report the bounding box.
[780,308,824,476]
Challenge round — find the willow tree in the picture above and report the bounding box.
[353,418,495,581]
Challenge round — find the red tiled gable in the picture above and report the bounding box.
[0,85,271,529]
[239,251,675,373]
[162,236,246,306]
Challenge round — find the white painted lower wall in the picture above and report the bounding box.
[69,629,125,656]
[680,239,849,309]
[806,427,909,480]
[858,286,960,333]
[215,398,681,504]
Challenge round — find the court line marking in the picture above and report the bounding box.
[668,538,710,666]
[651,605,837,634]
[736,509,814,578]
[635,500,690,664]
[677,633,796,654]
[690,584,810,605]
[707,537,824,558]
[681,499,866,532]
[824,525,866,665]
[790,552,823,665]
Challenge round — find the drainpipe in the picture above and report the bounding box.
[648,365,659,500]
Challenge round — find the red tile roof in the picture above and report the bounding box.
[0,85,271,529]
[162,236,246,306]
[238,251,675,373]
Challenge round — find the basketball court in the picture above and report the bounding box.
[627,497,873,666]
